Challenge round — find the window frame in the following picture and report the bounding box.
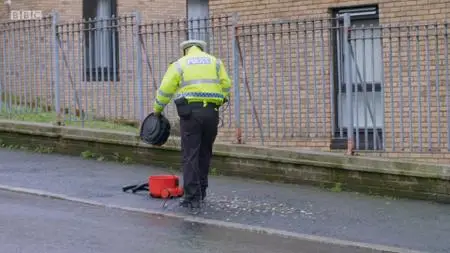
[82,0,120,82]
[331,5,384,150]
[186,0,210,46]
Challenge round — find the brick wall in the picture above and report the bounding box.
[210,0,450,23]
[347,151,450,165]
[0,0,187,129]
[1,0,450,151]
[0,120,449,203]
[208,0,450,149]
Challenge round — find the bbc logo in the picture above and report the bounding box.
[10,10,43,20]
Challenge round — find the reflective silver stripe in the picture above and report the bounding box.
[174,61,184,85]
[158,90,173,98]
[174,61,183,74]
[182,79,220,86]
[216,59,221,78]
[155,99,167,107]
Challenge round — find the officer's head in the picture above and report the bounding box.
[180,40,207,55]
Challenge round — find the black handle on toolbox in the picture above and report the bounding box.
[122,183,149,193]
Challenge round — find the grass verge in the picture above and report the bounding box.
[0,107,139,133]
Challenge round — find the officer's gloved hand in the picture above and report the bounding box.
[223,98,229,104]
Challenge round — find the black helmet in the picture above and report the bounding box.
[139,113,171,146]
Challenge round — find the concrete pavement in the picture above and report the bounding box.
[2,190,384,253]
[0,149,448,252]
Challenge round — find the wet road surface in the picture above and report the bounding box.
[0,149,449,252]
[0,190,390,253]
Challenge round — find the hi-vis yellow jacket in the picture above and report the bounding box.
[153,46,232,113]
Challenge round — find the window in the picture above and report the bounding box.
[332,5,384,150]
[82,0,119,82]
[186,0,209,46]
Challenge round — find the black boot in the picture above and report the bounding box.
[201,188,207,201]
[179,198,201,209]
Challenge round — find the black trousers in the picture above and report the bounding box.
[178,102,219,201]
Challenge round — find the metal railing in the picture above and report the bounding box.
[0,16,54,115]
[235,19,336,146]
[0,11,449,153]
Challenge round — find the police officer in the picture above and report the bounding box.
[152,40,232,208]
